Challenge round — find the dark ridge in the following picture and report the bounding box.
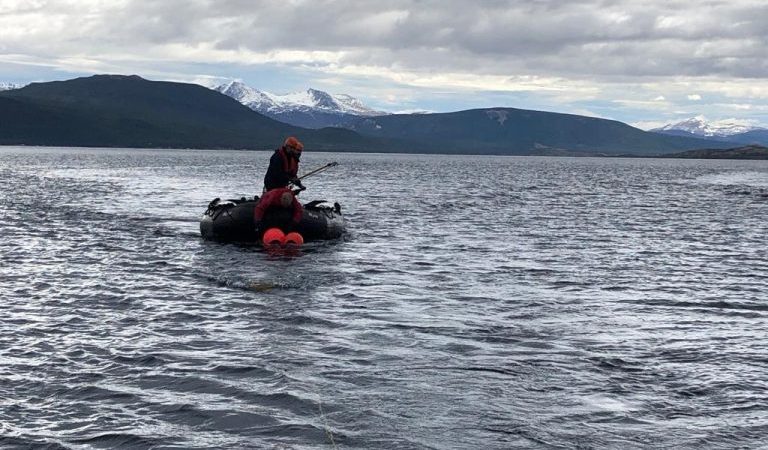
[659,144,768,160]
[0,74,741,155]
[654,128,768,147]
[0,74,376,151]
[344,107,733,155]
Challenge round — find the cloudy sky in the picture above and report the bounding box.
[1,0,767,128]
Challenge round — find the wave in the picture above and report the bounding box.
[696,171,768,187]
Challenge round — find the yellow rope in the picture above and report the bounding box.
[318,399,337,449]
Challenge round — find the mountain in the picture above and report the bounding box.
[345,108,732,155]
[719,129,768,147]
[0,74,743,156]
[215,81,386,129]
[652,116,768,147]
[0,75,373,150]
[652,115,765,137]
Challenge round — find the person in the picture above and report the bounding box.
[254,186,303,229]
[264,136,305,192]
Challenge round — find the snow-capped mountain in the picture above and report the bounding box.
[652,115,766,137]
[214,80,387,129]
[215,81,275,112]
[0,82,25,91]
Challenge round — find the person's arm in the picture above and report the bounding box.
[254,198,266,222]
[254,189,278,222]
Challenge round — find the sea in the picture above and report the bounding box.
[1,146,767,449]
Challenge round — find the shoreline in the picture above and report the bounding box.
[3,143,768,160]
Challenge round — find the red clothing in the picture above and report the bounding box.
[254,187,303,224]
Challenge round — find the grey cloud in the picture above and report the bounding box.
[143,1,768,77]
[3,0,767,81]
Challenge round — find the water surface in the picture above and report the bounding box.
[1,147,767,449]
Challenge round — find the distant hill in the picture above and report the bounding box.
[345,108,731,155]
[651,128,768,148]
[0,75,374,150]
[660,145,768,160]
[0,74,746,156]
[651,116,768,147]
[721,129,768,147]
[652,116,765,137]
[215,81,387,129]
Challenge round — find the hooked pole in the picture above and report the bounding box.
[298,162,338,181]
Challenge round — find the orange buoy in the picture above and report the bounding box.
[262,228,286,247]
[284,232,304,247]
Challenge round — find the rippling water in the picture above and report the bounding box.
[1,146,767,449]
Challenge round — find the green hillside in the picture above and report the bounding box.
[0,75,735,155]
[0,75,371,150]
[347,108,732,155]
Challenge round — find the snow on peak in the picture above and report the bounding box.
[487,110,509,125]
[214,81,276,110]
[332,93,384,116]
[214,81,386,117]
[0,82,25,91]
[307,88,340,110]
[654,115,765,137]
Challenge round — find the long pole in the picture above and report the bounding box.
[298,162,338,180]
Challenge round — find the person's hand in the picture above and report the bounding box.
[291,178,305,190]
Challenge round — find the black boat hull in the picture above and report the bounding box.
[200,198,345,242]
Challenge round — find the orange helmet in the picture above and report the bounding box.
[284,136,304,152]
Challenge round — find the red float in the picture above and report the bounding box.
[262,228,286,247]
[284,232,304,247]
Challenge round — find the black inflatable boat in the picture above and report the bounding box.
[200,196,345,243]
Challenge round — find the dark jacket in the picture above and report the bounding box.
[263,147,299,191]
